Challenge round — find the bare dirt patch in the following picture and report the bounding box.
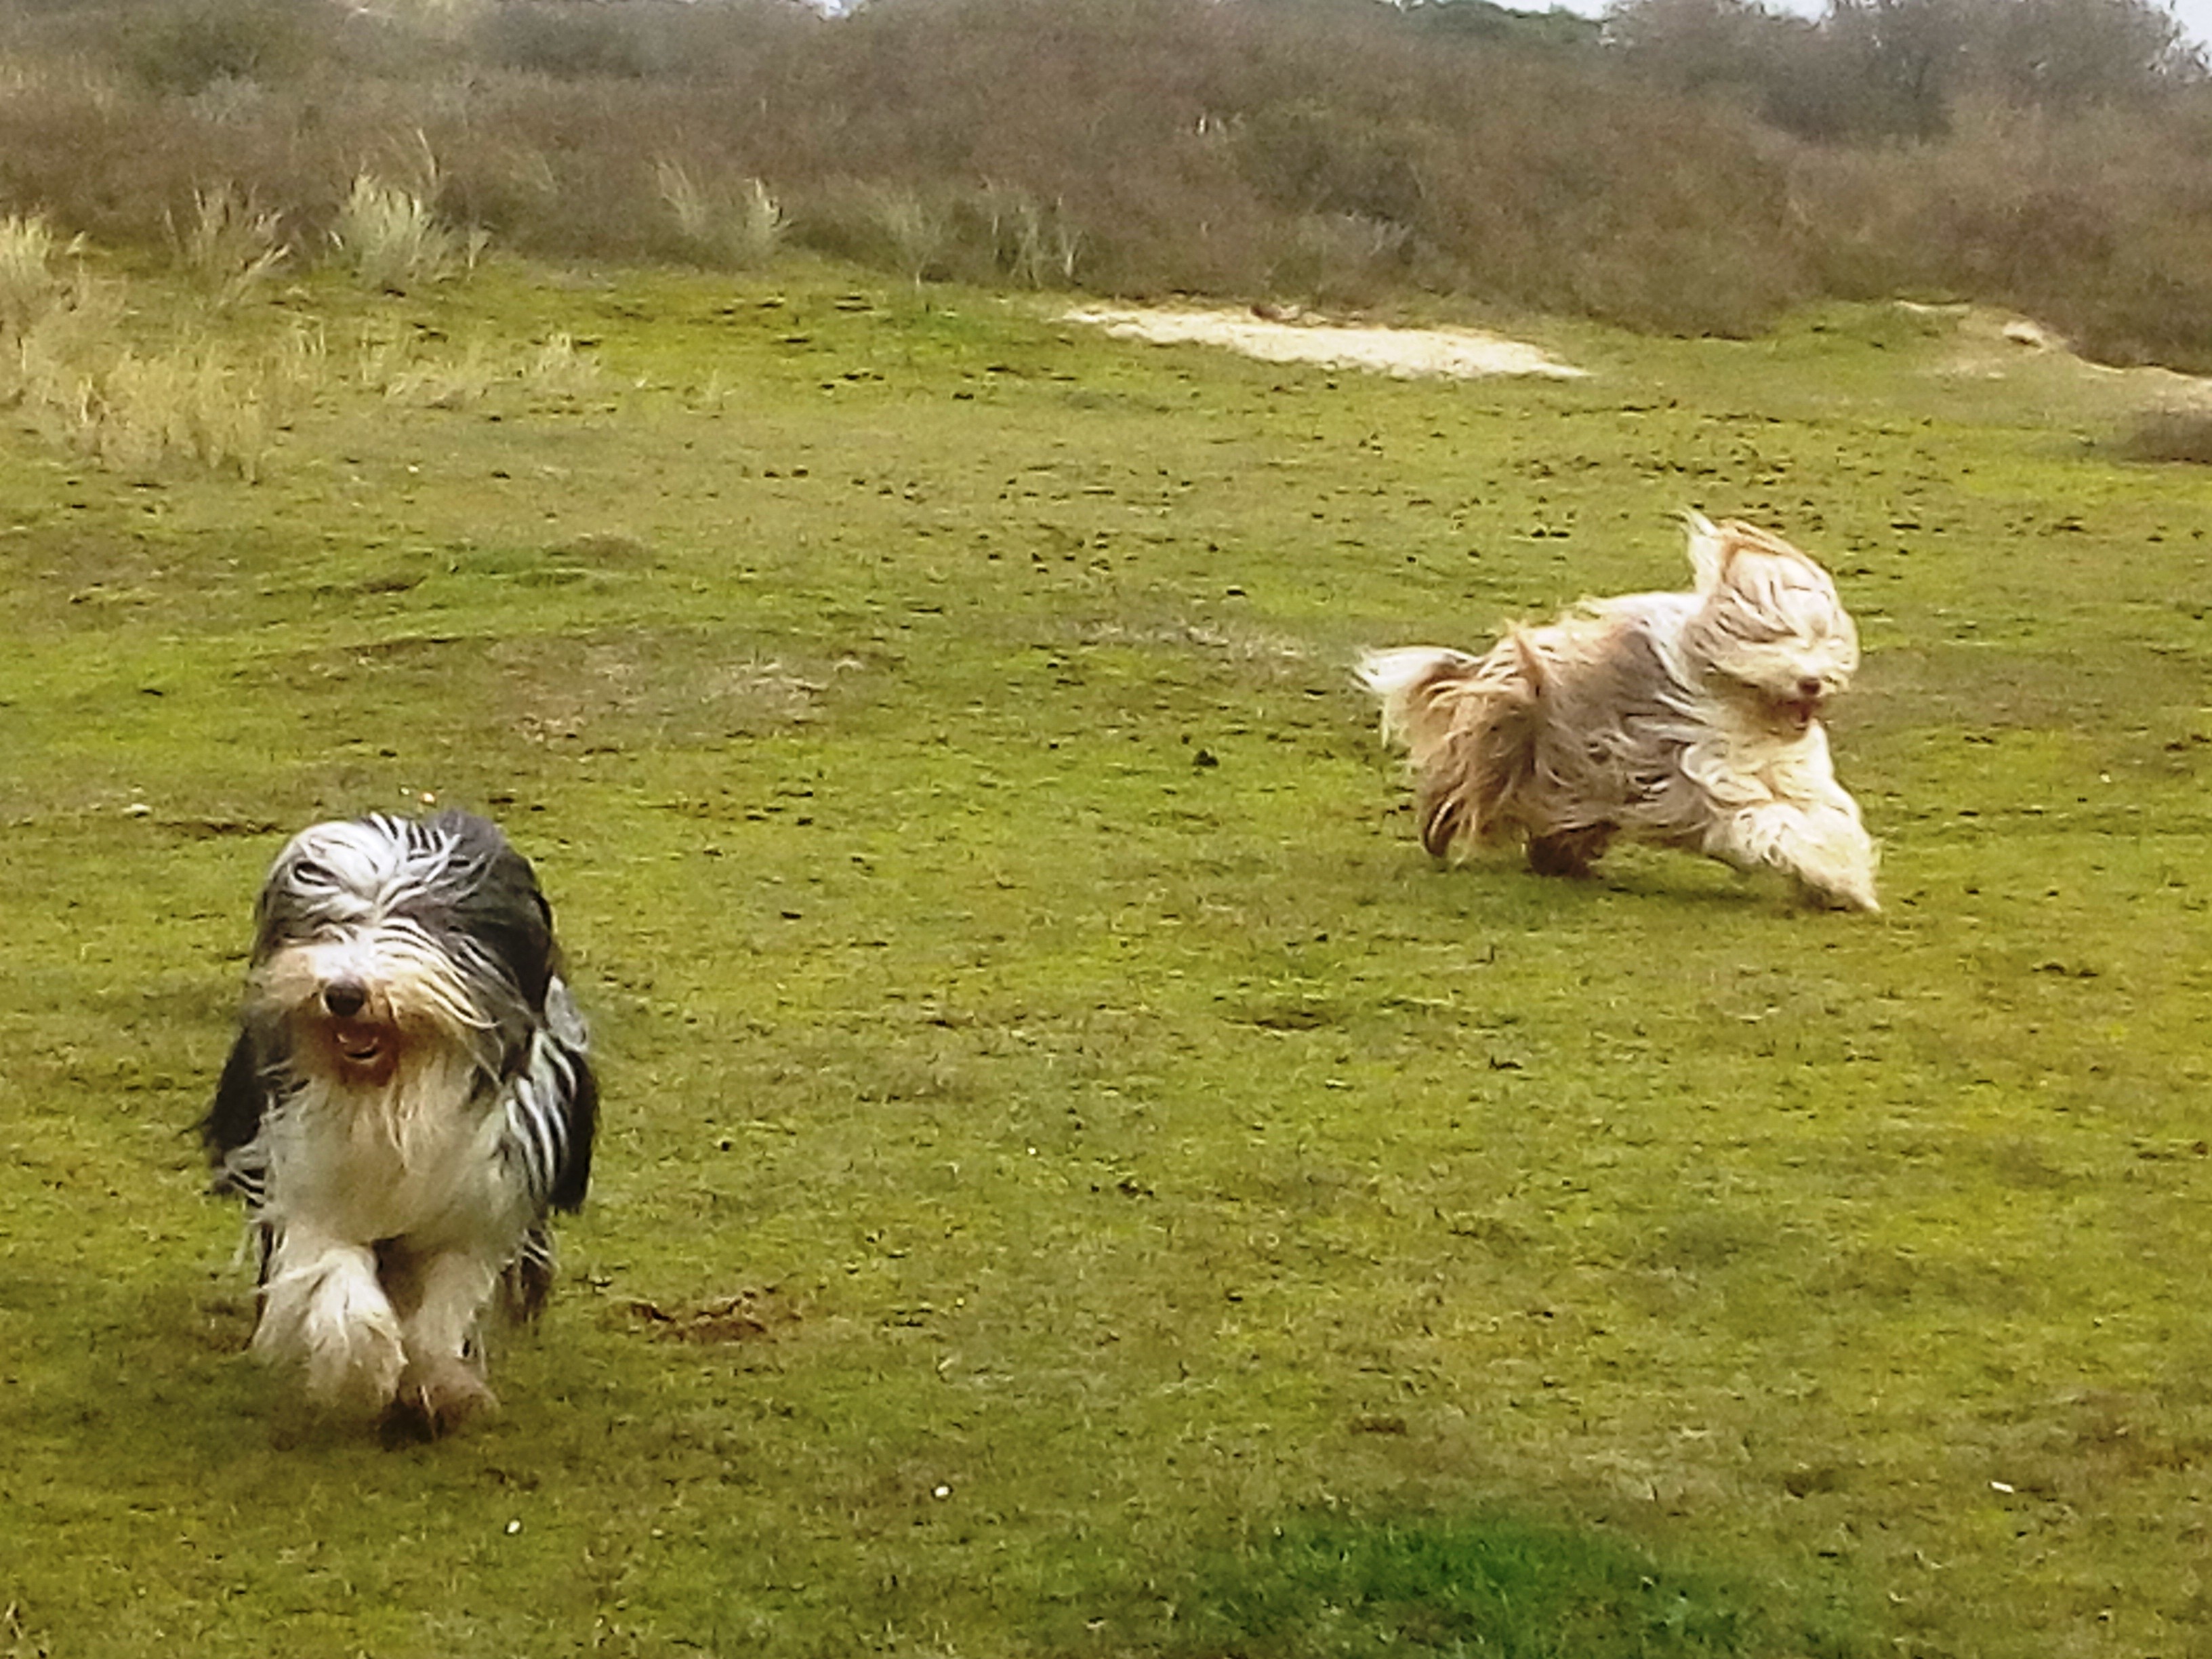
[1063,304,1586,380]
[1932,303,2212,408]
[621,1288,801,1343]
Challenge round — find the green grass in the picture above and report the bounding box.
[1083,1509,1858,1657]
[5,260,2212,1657]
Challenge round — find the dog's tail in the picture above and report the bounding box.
[1357,647,1482,750]
[1357,640,1544,857]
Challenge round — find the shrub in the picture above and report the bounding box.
[165,182,289,307]
[655,162,785,269]
[329,172,480,291]
[964,183,1082,289]
[1,0,2212,358]
[1787,99,2212,368]
[122,0,323,95]
[2116,407,2212,464]
[0,212,83,340]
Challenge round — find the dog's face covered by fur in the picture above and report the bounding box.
[1674,517,1859,739]
[245,813,556,1098]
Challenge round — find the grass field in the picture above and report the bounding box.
[3,260,2211,1658]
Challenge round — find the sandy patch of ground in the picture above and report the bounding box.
[1929,302,2212,407]
[1063,304,1586,381]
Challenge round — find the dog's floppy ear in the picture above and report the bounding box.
[201,1027,272,1198]
[1682,511,1733,592]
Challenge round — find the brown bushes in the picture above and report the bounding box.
[1,0,2211,359]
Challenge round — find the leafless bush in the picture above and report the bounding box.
[964,183,1082,289]
[872,185,949,285]
[1265,212,1412,308]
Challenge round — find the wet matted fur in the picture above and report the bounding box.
[201,809,598,1436]
[1359,514,1879,911]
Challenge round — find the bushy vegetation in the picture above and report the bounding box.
[1,0,2210,359]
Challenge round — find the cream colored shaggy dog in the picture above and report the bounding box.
[1359,514,1879,911]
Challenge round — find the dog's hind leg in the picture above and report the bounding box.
[1525,824,1614,878]
[1401,637,1547,861]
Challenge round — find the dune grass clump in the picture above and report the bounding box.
[165,183,289,309]
[25,319,321,481]
[346,319,603,410]
[655,161,785,270]
[0,211,83,340]
[329,171,480,292]
[80,342,272,478]
[0,214,313,477]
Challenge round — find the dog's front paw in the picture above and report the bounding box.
[1799,870,1880,913]
[385,1359,500,1441]
[257,1247,407,1413]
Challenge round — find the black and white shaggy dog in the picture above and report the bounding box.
[201,809,597,1435]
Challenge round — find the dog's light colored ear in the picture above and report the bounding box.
[1681,511,1730,591]
[1507,626,1548,693]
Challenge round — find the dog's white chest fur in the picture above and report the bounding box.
[268,1063,518,1246]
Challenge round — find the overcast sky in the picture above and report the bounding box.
[2149,0,2207,43]
[1536,0,2212,52]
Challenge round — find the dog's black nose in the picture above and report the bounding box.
[323,981,369,1018]
[1796,676,1824,699]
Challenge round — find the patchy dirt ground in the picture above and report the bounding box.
[1062,304,1587,380]
[1928,302,2212,407]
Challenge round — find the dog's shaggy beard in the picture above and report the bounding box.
[204,811,596,1436]
[1361,515,1879,912]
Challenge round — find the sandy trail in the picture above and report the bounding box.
[1063,304,1586,381]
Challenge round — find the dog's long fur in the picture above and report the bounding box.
[1359,514,1879,911]
[201,809,598,1434]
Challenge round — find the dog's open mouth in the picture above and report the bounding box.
[322,1017,398,1078]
